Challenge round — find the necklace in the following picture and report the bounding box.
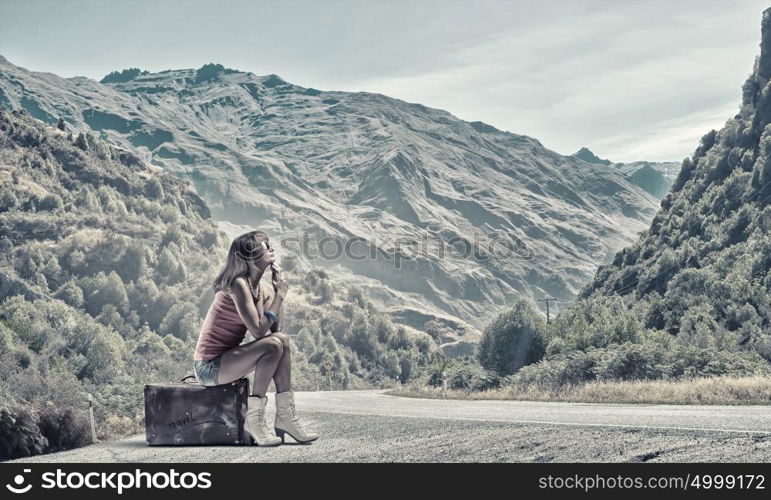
[246,276,261,304]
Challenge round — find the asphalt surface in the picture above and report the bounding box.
[7,390,771,462]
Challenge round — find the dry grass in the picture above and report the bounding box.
[387,375,771,405]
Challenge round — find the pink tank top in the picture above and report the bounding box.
[193,278,262,361]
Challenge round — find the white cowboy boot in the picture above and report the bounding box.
[274,390,319,444]
[244,395,282,446]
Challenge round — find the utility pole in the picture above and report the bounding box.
[323,359,333,391]
[538,297,558,324]
[87,393,98,444]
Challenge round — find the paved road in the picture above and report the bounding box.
[8,390,771,462]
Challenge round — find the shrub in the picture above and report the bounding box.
[99,68,149,84]
[545,296,646,355]
[38,193,63,211]
[509,342,770,391]
[54,280,84,308]
[144,178,163,200]
[0,405,47,460]
[75,132,88,151]
[478,298,546,375]
[0,188,18,212]
[37,406,91,453]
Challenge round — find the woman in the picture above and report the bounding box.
[192,230,319,446]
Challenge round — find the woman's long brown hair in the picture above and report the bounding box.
[212,230,273,293]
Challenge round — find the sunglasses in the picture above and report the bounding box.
[243,239,272,255]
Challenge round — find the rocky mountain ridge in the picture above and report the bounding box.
[0,57,661,344]
[572,147,680,199]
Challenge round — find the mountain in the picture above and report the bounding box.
[0,106,225,457]
[572,147,611,165]
[0,107,444,459]
[614,161,680,199]
[571,147,680,199]
[577,8,771,363]
[0,58,661,342]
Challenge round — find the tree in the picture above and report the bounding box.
[75,132,88,151]
[383,352,401,379]
[0,295,49,353]
[195,63,225,83]
[304,270,326,291]
[156,247,186,284]
[116,242,147,283]
[0,406,47,460]
[347,286,368,309]
[99,68,148,84]
[196,226,220,249]
[398,356,413,383]
[371,315,396,344]
[41,254,63,289]
[144,178,164,200]
[349,318,379,365]
[159,302,200,339]
[54,280,84,308]
[478,298,546,375]
[316,281,334,303]
[78,271,129,316]
[160,224,183,248]
[79,326,124,383]
[0,188,17,212]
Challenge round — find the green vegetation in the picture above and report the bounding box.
[99,68,150,84]
[576,11,771,367]
[0,107,225,460]
[0,108,442,460]
[288,274,440,390]
[389,374,771,405]
[402,293,769,399]
[407,12,771,400]
[194,63,239,84]
[477,298,545,375]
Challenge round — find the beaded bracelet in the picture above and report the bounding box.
[263,310,279,324]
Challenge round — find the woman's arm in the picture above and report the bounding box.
[270,300,284,332]
[229,277,275,340]
[260,282,284,333]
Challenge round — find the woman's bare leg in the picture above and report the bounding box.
[217,336,283,396]
[271,332,291,393]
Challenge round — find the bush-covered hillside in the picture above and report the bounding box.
[577,10,771,361]
[487,9,771,391]
[0,108,441,460]
[417,293,768,397]
[0,106,230,459]
[430,7,771,393]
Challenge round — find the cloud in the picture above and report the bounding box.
[333,1,763,161]
[590,102,740,162]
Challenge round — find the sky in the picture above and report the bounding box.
[0,0,768,162]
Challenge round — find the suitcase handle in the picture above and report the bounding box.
[180,374,198,384]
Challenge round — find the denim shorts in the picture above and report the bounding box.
[193,355,222,386]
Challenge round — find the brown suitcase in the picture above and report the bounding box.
[144,374,251,446]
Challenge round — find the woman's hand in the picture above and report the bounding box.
[271,263,281,288]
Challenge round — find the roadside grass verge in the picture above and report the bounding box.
[386,375,771,405]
